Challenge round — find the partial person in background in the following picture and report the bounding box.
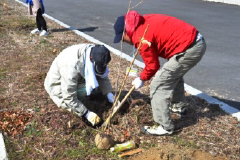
[44,44,116,126]
[26,0,48,36]
[113,10,206,136]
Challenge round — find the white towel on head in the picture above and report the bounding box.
[85,46,99,96]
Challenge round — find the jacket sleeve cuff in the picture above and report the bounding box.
[140,74,147,81]
[73,105,88,117]
[82,110,89,118]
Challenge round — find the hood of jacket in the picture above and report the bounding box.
[125,10,145,39]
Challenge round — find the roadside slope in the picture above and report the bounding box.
[0,0,239,159]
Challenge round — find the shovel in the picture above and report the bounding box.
[102,86,135,129]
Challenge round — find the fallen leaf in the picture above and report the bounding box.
[122,129,130,139]
[53,49,57,53]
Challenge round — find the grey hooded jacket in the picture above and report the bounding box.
[44,43,112,116]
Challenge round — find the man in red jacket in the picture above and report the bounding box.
[113,10,206,135]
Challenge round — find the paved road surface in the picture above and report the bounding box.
[21,0,240,110]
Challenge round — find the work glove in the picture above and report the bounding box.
[84,111,101,126]
[132,77,144,89]
[107,92,115,103]
[107,92,121,107]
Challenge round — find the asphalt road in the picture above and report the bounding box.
[21,0,240,110]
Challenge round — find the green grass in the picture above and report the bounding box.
[19,19,36,28]
[27,85,36,91]
[171,136,198,148]
[10,101,18,106]
[0,17,35,31]
[64,149,84,158]
[0,86,6,93]
[26,120,41,137]
[40,39,49,45]
[22,73,46,90]
[0,69,7,80]
[0,30,4,38]
[4,137,36,159]
[4,138,18,159]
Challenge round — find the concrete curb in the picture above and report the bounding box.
[184,84,240,120]
[203,0,240,6]
[1,0,239,159]
[0,133,8,160]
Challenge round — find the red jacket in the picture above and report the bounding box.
[125,11,197,81]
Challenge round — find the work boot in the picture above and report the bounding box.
[40,30,49,36]
[169,101,188,118]
[142,125,173,136]
[31,28,41,34]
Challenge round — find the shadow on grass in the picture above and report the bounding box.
[173,95,229,132]
[107,90,230,135]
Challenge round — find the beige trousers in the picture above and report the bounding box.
[150,38,206,130]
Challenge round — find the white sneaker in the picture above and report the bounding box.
[30,28,41,34]
[142,125,173,135]
[39,30,49,36]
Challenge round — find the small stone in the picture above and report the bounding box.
[95,133,115,150]
[209,150,216,156]
[203,107,209,112]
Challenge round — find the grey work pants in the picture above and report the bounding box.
[150,38,206,130]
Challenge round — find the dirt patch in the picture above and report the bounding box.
[129,143,229,160]
[0,0,239,159]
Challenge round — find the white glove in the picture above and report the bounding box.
[84,111,100,126]
[107,93,121,108]
[132,77,144,89]
[107,92,115,103]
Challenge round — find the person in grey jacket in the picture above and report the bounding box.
[44,44,115,126]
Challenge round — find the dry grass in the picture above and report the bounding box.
[0,0,239,159]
